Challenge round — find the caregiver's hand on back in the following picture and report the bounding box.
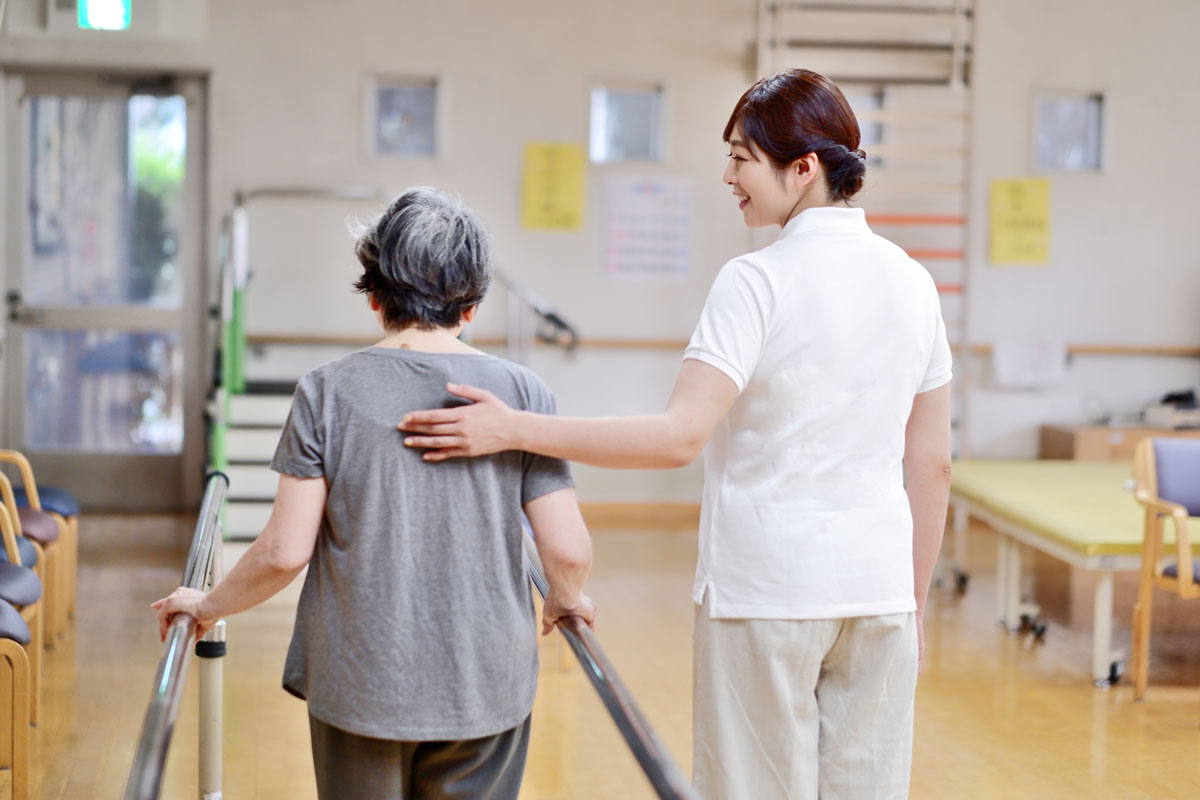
[400,382,517,460]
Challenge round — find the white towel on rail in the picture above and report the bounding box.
[990,340,1067,389]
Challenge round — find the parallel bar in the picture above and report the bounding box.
[199,526,226,799]
[522,537,697,800]
[1092,572,1115,686]
[125,473,230,800]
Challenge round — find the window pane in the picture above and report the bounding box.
[25,94,186,307]
[375,82,437,157]
[130,95,187,306]
[843,88,884,166]
[25,330,183,454]
[78,0,131,30]
[1036,94,1103,171]
[590,87,662,163]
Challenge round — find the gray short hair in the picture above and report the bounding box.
[353,187,492,330]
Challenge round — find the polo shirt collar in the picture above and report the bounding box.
[779,206,867,238]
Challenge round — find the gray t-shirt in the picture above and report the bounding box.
[271,346,574,741]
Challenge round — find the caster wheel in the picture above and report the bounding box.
[955,571,969,593]
[1032,621,1047,640]
[1108,661,1123,685]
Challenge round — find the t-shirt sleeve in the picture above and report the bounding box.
[270,373,326,479]
[918,291,953,394]
[517,376,575,505]
[683,257,772,393]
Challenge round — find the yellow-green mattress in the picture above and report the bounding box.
[950,460,1200,558]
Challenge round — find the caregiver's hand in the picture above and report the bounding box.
[399,383,519,460]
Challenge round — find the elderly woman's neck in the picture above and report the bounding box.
[375,323,483,355]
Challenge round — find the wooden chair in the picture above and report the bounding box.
[0,494,42,731]
[0,452,74,638]
[0,601,33,800]
[0,474,62,645]
[1131,437,1200,701]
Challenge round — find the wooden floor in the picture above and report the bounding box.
[7,515,1200,799]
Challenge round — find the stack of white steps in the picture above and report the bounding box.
[224,394,292,539]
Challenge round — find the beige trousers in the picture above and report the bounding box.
[692,597,918,800]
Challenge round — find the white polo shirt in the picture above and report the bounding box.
[685,206,952,620]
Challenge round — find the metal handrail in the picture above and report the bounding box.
[125,473,230,800]
[494,270,579,352]
[522,536,698,800]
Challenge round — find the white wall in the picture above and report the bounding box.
[964,0,1200,456]
[1,0,758,503]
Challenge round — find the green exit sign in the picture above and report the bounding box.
[77,0,131,31]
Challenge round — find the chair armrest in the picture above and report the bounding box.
[1137,489,1197,585]
[1168,514,1195,585]
[1134,489,1190,521]
[0,451,40,511]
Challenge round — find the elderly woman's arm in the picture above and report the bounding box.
[524,488,596,634]
[151,474,325,641]
[904,383,953,663]
[399,359,739,469]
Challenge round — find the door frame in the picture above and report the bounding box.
[1,68,209,511]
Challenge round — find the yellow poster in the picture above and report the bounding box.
[521,143,586,230]
[989,178,1050,265]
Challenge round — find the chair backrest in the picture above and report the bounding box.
[0,474,23,565]
[1153,438,1200,516]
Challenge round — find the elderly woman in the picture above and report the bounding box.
[153,187,596,799]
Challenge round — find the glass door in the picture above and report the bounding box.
[3,71,206,510]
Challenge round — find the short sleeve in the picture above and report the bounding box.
[271,373,326,479]
[517,376,575,505]
[683,258,772,393]
[918,298,953,394]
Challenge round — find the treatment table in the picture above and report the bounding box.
[949,460,1200,686]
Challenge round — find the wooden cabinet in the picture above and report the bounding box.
[1038,425,1200,461]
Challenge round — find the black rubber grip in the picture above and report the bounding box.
[204,470,231,487]
[195,640,227,659]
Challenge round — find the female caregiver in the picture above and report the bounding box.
[401,69,952,800]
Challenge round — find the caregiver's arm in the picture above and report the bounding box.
[152,474,326,641]
[905,382,953,660]
[399,358,738,469]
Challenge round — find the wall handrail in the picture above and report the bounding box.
[956,343,1200,359]
[494,270,580,351]
[124,472,230,800]
[244,334,1200,360]
[522,536,697,800]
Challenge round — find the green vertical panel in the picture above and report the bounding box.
[209,417,229,539]
[231,288,247,394]
[221,316,235,393]
[209,420,228,472]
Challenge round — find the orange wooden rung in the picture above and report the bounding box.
[906,249,964,260]
[867,214,966,226]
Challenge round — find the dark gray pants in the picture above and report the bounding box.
[308,712,531,799]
